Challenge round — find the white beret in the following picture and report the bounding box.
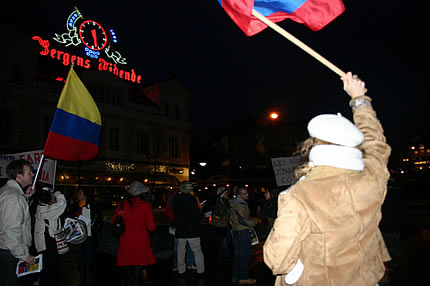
[307,113,364,147]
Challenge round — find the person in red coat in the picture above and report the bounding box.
[112,180,157,286]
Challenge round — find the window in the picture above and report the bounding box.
[168,135,180,158]
[137,130,150,155]
[109,126,120,151]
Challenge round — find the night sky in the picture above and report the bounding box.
[13,1,428,149]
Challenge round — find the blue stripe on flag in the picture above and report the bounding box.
[50,108,101,145]
[254,0,307,16]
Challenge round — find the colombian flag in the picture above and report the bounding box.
[43,66,101,161]
[218,0,345,36]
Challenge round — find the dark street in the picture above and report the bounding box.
[49,206,430,286]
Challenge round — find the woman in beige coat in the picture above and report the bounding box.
[263,72,391,286]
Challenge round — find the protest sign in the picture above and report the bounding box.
[0,150,56,185]
[271,155,304,187]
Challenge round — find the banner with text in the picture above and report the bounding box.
[271,155,304,187]
[0,150,56,185]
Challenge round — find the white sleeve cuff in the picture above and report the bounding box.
[284,258,304,285]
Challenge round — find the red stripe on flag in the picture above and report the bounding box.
[43,132,99,161]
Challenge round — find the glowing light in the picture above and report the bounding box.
[270,112,279,119]
[199,162,207,167]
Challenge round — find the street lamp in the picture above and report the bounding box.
[199,162,207,167]
[269,112,279,120]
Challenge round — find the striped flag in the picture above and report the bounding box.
[218,0,345,36]
[43,66,102,161]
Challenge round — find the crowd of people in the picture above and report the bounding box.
[0,159,104,286]
[0,73,394,286]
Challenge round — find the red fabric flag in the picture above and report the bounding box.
[218,0,345,36]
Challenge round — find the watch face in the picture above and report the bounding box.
[79,20,108,51]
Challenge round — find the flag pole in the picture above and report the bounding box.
[252,9,346,78]
[52,159,57,191]
[32,154,45,189]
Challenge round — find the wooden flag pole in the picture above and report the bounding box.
[252,9,346,78]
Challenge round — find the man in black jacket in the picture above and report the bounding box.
[173,182,205,277]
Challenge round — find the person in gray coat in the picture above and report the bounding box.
[0,160,36,286]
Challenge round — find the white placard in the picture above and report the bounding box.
[0,150,56,185]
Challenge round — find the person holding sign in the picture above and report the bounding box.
[34,189,67,286]
[0,160,36,286]
[264,73,391,286]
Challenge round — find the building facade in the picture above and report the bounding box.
[0,23,191,208]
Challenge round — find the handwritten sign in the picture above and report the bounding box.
[271,155,304,186]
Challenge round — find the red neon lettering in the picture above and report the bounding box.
[76,57,84,67]
[63,53,70,66]
[98,58,109,71]
[112,64,119,76]
[131,69,136,82]
[32,37,143,83]
[32,36,50,56]
[56,50,64,60]
[124,71,130,81]
[50,49,57,59]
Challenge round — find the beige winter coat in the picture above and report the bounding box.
[0,180,32,261]
[264,103,391,286]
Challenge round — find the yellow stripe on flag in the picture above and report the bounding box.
[57,66,101,125]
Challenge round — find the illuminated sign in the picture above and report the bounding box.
[33,8,142,83]
[105,161,135,171]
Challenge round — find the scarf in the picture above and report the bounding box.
[79,199,87,208]
[309,144,364,171]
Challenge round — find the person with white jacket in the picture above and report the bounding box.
[34,189,67,286]
[0,160,36,286]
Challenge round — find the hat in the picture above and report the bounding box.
[180,182,194,193]
[128,181,150,196]
[217,187,227,196]
[307,113,364,147]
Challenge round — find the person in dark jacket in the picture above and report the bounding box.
[173,181,205,277]
[212,186,232,265]
[68,188,102,286]
[258,187,279,240]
